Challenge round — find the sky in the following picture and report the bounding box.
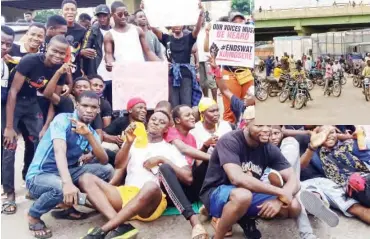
[255,0,370,9]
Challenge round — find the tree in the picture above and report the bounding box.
[231,0,254,15]
[33,9,60,23]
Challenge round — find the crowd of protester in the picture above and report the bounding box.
[1,0,370,239]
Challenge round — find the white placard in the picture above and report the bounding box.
[144,0,199,27]
[209,22,255,68]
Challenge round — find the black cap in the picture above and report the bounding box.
[229,11,246,22]
[95,4,110,16]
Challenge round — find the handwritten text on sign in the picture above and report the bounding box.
[210,22,255,68]
[112,62,169,111]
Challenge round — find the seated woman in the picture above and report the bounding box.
[190,97,232,155]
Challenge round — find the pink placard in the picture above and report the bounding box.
[112,62,169,111]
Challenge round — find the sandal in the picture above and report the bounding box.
[211,217,232,237]
[105,223,139,239]
[51,207,89,220]
[192,224,209,239]
[29,220,52,239]
[1,200,17,215]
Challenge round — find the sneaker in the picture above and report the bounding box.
[239,219,262,239]
[300,190,339,227]
[81,227,106,239]
[268,169,284,188]
[105,223,139,239]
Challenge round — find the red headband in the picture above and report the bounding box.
[127,97,146,111]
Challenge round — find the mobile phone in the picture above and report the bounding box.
[77,192,87,205]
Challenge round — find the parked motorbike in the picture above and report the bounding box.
[254,76,268,101]
[363,77,370,101]
[279,79,296,103]
[325,72,342,97]
[308,68,324,86]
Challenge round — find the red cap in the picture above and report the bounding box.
[127,97,146,111]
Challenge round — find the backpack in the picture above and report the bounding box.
[346,173,370,207]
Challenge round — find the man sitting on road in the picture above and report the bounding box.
[200,118,302,239]
[300,125,370,225]
[79,111,190,239]
[26,91,113,239]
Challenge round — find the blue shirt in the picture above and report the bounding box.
[26,111,100,181]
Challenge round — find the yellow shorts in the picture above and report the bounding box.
[116,185,167,222]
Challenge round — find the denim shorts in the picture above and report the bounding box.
[209,185,276,218]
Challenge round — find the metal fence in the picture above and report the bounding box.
[312,29,370,59]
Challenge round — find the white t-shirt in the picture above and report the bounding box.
[125,140,188,188]
[97,28,113,81]
[190,121,232,154]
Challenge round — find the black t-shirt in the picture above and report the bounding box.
[39,36,51,54]
[300,162,325,181]
[161,33,197,77]
[7,44,29,72]
[199,130,291,210]
[55,96,102,130]
[14,53,66,97]
[66,23,87,78]
[100,97,112,118]
[103,116,130,136]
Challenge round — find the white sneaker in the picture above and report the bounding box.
[268,169,284,188]
[300,190,339,227]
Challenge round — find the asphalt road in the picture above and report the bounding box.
[2,140,370,239]
[256,74,370,125]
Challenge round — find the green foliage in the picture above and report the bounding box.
[33,9,60,23]
[231,0,254,15]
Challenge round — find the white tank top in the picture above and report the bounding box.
[110,25,145,62]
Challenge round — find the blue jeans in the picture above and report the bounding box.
[27,163,114,219]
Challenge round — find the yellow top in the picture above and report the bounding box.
[291,69,305,79]
[273,67,283,78]
[362,66,370,77]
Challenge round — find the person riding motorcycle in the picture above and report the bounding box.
[324,60,334,96]
[362,59,370,94]
[333,59,344,78]
[290,60,312,107]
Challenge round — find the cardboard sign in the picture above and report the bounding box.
[144,0,199,27]
[112,62,169,110]
[210,22,255,68]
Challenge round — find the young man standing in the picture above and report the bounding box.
[2,35,69,216]
[134,9,163,60]
[26,91,113,238]
[79,111,189,239]
[1,25,15,214]
[82,4,113,103]
[39,15,68,54]
[78,13,92,30]
[62,0,92,78]
[24,11,34,23]
[104,1,160,73]
[148,1,204,107]
[200,123,302,239]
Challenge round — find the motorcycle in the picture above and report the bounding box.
[254,76,268,101]
[353,74,362,88]
[363,77,370,101]
[308,67,324,86]
[279,79,296,103]
[325,72,342,97]
[338,70,346,85]
[266,74,289,97]
[305,78,314,90]
[294,81,310,109]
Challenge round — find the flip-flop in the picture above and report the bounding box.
[192,224,209,239]
[300,190,339,227]
[51,207,89,220]
[1,200,17,215]
[29,220,52,239]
